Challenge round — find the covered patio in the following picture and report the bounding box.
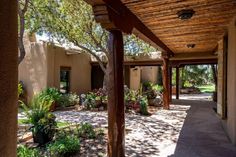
[1,0,236,156]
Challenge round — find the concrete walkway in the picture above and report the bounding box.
[169,100,236,157]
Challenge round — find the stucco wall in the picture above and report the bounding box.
[19,39,91,101]
[18,40,48,100]
[141,66,158,84]
[217,39,224,116]
[130,67,141,90]
[225,17,236,144]
[48,45,91,95]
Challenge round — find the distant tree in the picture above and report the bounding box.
[181,65,213,87]
[26,0,155,89]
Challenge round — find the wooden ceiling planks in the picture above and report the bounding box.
[121,0,236,54]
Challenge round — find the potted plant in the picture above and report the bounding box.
[21,96,57,145]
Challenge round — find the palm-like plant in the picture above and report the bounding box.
[21,96,57,145]
[21,96,52,124]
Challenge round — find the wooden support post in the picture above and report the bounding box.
[0,0,18,156]
[162,56,170,109]
[107,30,125,157]
[169,67,172,101]
[176,67,180,99]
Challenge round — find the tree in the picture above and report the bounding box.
[26,0,155,89]
[181,65,213,87]
[18,0,30,64]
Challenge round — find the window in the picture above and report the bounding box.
[60,67,71,94]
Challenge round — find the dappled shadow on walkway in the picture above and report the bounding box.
[168,99,236,157]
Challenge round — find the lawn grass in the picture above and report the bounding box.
[57,121,70,128]
[18,119,70,128]
[18,119,28,125]
[197,84,215,93]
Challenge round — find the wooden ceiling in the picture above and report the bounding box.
[121,0,236,54]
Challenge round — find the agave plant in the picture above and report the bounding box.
[21,96,57,145]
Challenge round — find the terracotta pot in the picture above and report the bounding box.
[49,101,56,111]
[95,99,102,108]
[148,99,156,106]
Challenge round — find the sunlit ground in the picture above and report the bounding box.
[52,104,190,157]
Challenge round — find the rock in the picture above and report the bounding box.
[99,106,104,111]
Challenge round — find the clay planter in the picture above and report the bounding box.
[95,99,102,108]
[33,130,52,145]
[49,101,56,111]
[148,99,156,106]
[133,102,140,112]
[125,101,135,110]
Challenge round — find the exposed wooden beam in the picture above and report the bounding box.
[171,58,218,66]
[121,0,236,55]
[91,58,217,67]
[90,60,163,66]
[85,0,174,56]
[171,52,217,60]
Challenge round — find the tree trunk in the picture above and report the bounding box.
[176,67,180,99]
[211,64,217,89]
[18,36,26,64]
[211,64,218,102]
[103,71,109,91]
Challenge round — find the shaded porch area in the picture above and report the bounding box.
[51,100,236,157]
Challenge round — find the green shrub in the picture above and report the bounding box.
[18,83,23,97]
[39,88,61,103]
[152,84,163,93]
[58,93,80,107]
[77,123,96,139]
[139,96,149,115]
[17,145,41,157]
[47,135,80,157]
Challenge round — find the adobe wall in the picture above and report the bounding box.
[18,40,48,100]
[225,17,236,144]
[47,45,91,95]
[141,66,158,84]
[19,40,91,100]
[130,67,141,90]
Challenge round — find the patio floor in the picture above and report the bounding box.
[52,99,236,157]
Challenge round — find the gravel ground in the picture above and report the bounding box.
[53,104,190,157]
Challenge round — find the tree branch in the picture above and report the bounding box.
[18,0,29,64]
[73,40,107,74]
